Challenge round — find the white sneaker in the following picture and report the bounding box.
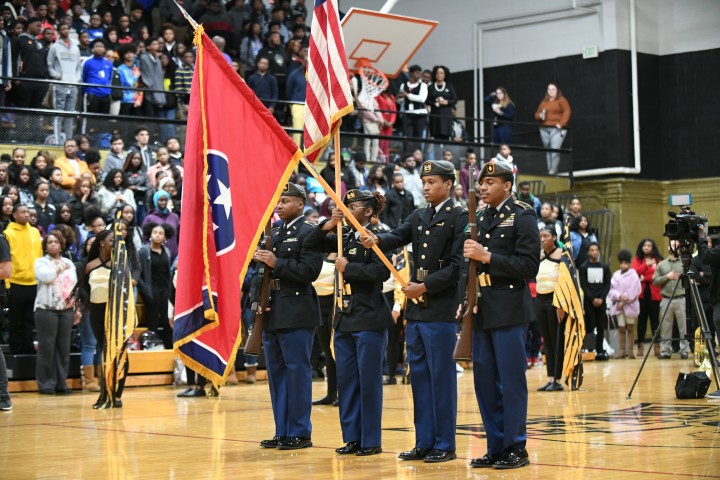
[455,362,464,373]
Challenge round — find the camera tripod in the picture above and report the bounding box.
[627,244,720,398]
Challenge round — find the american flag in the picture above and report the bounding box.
[303,0,354,163]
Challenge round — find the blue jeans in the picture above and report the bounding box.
[79,312,99,366]
[539,127,566,174]
[53,85,78,143]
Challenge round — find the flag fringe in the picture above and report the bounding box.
[173,23,304,386]
[173,152,301,385]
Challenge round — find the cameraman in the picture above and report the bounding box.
[653,240,691,359]
[699,229,720,369]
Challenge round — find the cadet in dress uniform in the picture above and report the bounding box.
[254,183,323,450]
[305,189,394,456]
[463,160,540,469]
[361,160,468,463]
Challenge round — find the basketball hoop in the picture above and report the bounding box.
[356,58,389,112]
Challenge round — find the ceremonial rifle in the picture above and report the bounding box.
[244,222,272,355]
[453,165,477,361]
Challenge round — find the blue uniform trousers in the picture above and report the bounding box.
[405,320,457,451]
[334,329,387,448]
[263,328,315,437]
[472,324,528,455]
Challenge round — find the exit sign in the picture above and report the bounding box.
[583,45,599,59]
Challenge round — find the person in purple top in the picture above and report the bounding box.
[142,190,179,260]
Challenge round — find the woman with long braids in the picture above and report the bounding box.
[304,190,394,456]
[83,229,126,408]
[535,226,565,392]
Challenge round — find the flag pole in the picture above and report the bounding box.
[301,156,409,289]
[334,131,344,308]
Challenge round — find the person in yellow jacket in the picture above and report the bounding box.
[4,204,43,354]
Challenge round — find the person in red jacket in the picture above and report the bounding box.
[632,239,663,357]
[376,89,397,163]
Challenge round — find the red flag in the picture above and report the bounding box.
[303,0,354,163]
[173,28,302,384]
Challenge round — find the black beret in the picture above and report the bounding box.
[420,160,455,178]
[281,182,306,199]
[479,160,514,179]
[343,189,372,205]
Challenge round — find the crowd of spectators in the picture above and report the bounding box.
[0,126,181,399]
[0,0,491,167]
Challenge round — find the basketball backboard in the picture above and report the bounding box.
[340,8,438,79]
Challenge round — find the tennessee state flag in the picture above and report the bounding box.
[173,27,302,385]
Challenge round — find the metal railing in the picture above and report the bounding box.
[0,76,574,177]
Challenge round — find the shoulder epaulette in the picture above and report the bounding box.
[514,200,532,210]
[304,220,317,226]
[272,226,281,231]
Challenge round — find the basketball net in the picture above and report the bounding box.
[356,58,389,112]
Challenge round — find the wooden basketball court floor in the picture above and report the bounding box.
[2,358,719,479]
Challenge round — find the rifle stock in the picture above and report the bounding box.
[244,222,272,355]
[453,166,477,361]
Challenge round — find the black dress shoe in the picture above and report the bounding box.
[277,437,312,450]
[383,377,397,385]
[335,441,360,454]
[313,396,338,405]
[38,389,55,395]
[355,446,382,456]
[470,453,501,468]
[260,436,285,448]
[494,449,529,469]
[398,447,431,460]
[55,389,73,395]
[423,449,456,463]
[333,399,339,407]
[595,351,609,361]
[191,387,207,397]
[537,381,553,391]
[112,399,123,408]
[551,381,564,391]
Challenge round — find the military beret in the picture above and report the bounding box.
[420,160,455,178]
[281,182,306,199]
[479,160,514,179]
[343,189,373,205]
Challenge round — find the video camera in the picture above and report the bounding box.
[663,196,707,243]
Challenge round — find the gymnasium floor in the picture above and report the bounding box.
[2,357,719,479]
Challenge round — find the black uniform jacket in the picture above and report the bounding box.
[470,197,540,330]
[304,221,393,332]
[377,198,468,323]
[262,217,323,331]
